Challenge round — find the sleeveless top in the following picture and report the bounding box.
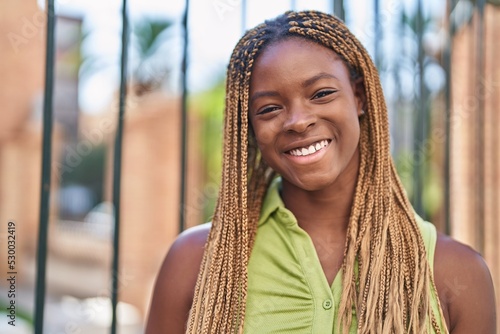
[244,179,447,333]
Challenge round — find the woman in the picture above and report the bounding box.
[146,10,496,333]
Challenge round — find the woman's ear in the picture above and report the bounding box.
[352,77,367,117]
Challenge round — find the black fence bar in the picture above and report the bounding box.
[241,0,247,32]
[334,0,345,21]
[179,0,190,233]
[474,0,485,253]
[412,0,425,218]
[443,0,457,235]
[34,1,56,333]
[374,0,381,69]
[111,0,129,332]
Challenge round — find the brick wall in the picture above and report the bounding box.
[0,0,44,140]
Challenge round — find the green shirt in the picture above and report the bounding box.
[244,179,446,333]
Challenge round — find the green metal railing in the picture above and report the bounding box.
[443,0,457,235]
[110,0,129,332]
[33,0,479,331]
[475,0,486,254]
[179,0,190,235]
[413,0,427,218]
[334,0,345,21]
[34,0,56,332]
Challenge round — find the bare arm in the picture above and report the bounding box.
[434,233,496,334]
[145,223,210,334]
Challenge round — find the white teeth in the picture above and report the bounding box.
[289,140,329,157]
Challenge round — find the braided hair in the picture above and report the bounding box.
[186,10,446,334]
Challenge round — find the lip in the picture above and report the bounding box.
[282,138,332,153]
[283,139,332,165]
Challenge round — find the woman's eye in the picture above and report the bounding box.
[312,90,336,100]
[257,106,280,115]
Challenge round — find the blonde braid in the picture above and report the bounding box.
[186,26,272,333]
[187,10,447,334]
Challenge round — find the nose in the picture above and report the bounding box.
[282,102,317,133]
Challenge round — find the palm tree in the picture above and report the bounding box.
[131,19,173,96]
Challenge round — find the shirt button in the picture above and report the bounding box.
[322,299,332,310]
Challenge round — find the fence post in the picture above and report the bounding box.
[110,0,129,332]
[34,1,56,332]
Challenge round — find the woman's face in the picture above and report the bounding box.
[249,37,365,192]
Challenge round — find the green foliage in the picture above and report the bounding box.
[132,18,174,94]
[394,149,443,219]
[191,79,226,221]
[394,150,414,198]
[62,143,107,208]
[133,20,172,59]
[80,17,174,93]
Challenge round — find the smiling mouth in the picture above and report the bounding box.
[287,139,331,157]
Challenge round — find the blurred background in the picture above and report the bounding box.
[0,0,498,332]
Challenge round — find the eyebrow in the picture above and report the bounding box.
[249,72,339,106]
[249,91,280,106]
[302,72,339,88]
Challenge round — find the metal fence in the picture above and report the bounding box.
[33,0,487,332]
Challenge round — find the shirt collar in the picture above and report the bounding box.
[257,177,284,227]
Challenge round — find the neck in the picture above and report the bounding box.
[280,161,358,236]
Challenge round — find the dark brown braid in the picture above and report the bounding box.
[186,10,447,334]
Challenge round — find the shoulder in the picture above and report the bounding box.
[434,232,496,333]
[145,223,211,334]
[167,222,212,258]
